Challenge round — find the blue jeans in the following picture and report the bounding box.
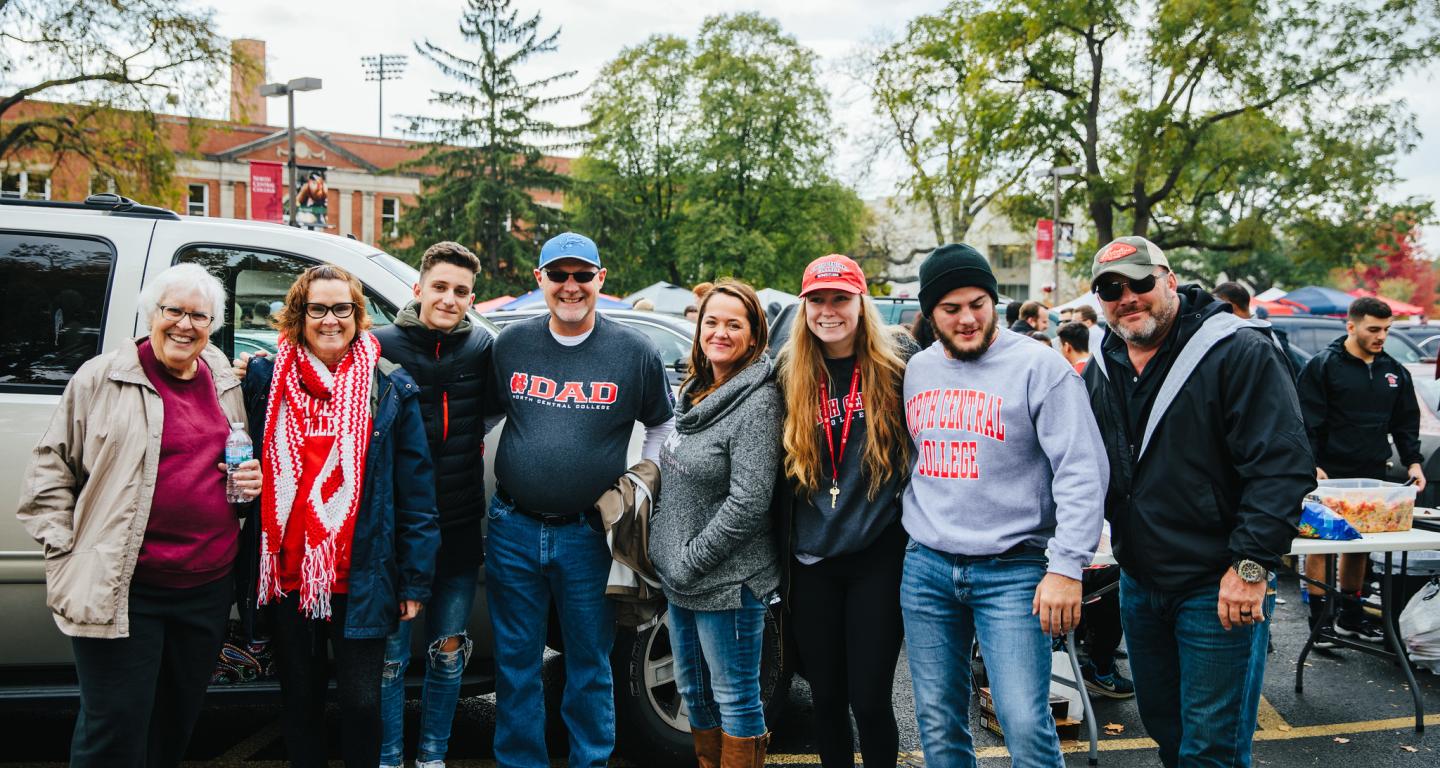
[485,494,616,768]
[901,540,1063,768]
[1120,570,1274,768]
[667,588,769,737]
[379,569,479,766]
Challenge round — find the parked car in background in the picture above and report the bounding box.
[870,296,922,327]
[0,195,786,764]
[1390,324,1440,362]
[1267,314,1425,371]
[485,308,694,388]
[1262,315,1438,505]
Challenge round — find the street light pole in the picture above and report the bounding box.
[1033,164,1079,304]
[286,89,297,226]
[259,77,323,227]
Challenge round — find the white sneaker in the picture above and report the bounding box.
[416,760,447,768]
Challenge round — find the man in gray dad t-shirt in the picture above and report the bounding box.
[485,232,674,768]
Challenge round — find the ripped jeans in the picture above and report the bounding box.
[379,570,480,767]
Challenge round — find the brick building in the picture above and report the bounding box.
[1,39,568,248]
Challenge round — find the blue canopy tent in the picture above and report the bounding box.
[1277,286,1354,316]
[495,289,631,311]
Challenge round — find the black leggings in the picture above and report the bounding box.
[788,522,907,768]
[269,593,386,768]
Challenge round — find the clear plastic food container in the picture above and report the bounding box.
[1310,478,1417,533]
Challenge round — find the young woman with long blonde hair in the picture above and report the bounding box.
[776,255,917,768]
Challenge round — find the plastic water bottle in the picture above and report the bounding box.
[225,422,253,503]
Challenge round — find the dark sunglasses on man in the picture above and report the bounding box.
[1093,269,1166,302]
[544,269,599,284]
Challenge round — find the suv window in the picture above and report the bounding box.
[629,320,692,370]
[175,246,398,360]
[0,232,114,389]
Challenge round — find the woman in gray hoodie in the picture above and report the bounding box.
[649,279,783,768]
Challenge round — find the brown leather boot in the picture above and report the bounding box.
[720,730,770,768]
[692,726,722,768]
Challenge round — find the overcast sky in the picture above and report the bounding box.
[216,0,1438,229]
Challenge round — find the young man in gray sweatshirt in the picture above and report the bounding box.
[901,244,1108,768]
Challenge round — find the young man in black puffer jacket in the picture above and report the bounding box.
[373,241,494,768]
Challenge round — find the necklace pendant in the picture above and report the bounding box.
[829,485,840,509]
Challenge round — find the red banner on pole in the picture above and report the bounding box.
[249,161,285,223]
[1036,219,1055,262]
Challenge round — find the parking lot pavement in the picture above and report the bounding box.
[4,574,1439,766]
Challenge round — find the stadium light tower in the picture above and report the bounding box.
[360,54,408,137]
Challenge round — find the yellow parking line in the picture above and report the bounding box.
[1252,713,1440,741]
[964,713,1440,760]
[1255,695,1291,731]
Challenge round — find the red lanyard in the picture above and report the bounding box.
[819,363,862,504]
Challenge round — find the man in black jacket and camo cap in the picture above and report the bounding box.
[1082,236,1315,768]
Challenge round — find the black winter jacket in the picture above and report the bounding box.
[374,303,494,574]
[1083,286,1315,592]
[1296,336,1422,477]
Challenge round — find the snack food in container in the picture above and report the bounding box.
[1309,478,1416,533]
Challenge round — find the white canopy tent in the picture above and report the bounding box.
[756,287,799,309]
[1054,291,1102,313]
[622,281,695,315]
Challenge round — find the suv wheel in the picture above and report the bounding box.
[611,606,791,766]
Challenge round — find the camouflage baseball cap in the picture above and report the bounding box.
[1090,236,1170,287]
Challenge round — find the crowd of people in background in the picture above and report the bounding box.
[22,222,1420,768]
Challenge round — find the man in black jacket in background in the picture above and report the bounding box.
[1296,296,1425,645]
[374,241,494,768]
[1083,237,1314,768]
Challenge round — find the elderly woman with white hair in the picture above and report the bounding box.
[17,262,262,768]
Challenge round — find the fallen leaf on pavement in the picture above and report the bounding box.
[1103,723,1125,735]
[1334,737,1351,744]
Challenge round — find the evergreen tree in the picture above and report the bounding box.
[395,0,583,292]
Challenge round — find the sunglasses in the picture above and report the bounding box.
[304,302,358,319]
[544,269,598,284]
[1093,271,1163,302]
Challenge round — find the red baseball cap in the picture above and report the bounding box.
[800,254,867,297]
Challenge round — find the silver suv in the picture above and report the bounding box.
[0,194,787,764]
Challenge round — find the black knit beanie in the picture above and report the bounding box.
[918,243,998,317]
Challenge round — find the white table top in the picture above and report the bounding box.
[1084,512,1440,566]
[1287,526,1440,556]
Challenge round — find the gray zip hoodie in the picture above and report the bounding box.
[650,354,782,611]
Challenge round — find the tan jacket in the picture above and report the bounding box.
[17,339,246,638]
[594,459,664,629]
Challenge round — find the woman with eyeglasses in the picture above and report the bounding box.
[19,263,262,767]
[239,264,440,768]
[773,255,917,768]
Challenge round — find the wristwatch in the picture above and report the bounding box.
[1232,559,1267,584]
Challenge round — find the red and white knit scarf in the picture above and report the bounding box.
[258,331,380,619]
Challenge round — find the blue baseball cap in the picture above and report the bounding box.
[539,232,602,269]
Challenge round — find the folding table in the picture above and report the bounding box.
[1290,527,1440,733]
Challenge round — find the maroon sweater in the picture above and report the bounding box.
[133,340,238,588]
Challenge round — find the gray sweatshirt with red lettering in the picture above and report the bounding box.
[900,329,1108,579]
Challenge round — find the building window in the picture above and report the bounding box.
[1,171,50,200]
[988,244,1029,270]
[381,198,399,237]
[998,283,1030,302]
[187,183,208,217]
[89,174,118,196]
